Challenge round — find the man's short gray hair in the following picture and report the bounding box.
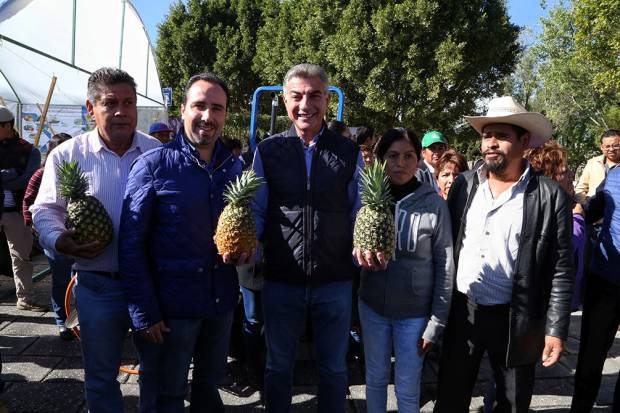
[283,64,329,90]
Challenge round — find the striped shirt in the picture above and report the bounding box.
[31,129,161,272]
[456,163,531,305]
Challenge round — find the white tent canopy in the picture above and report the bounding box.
[0,0,165,147]
[0,0,164,106]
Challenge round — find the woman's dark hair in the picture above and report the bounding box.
[327,120,348,135]
[356,126,374,146]
[48,133,72,151]
[43,133,72,166]
[375,128,421,161]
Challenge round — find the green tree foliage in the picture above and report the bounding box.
[325,0,520,143]
[534,2,620,169]
[156,0,265,115]
[156,0,520,144]
[573,0,620,97]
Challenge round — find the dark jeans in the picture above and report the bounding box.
[434,292,535,413]
[570,273,620,412]
[241,286,264,379]
[134,312,234,413]
[47,254,74,326]
[263,279,352,413]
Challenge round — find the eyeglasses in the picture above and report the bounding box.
[602,144,620,150]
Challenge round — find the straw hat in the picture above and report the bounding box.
[464,96,553,148]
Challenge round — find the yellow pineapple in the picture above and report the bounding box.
[354,161,395,258]
[215,170,263,257]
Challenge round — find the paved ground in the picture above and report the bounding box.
[0,254,617,412]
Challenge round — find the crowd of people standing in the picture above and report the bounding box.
[0,62,618,413]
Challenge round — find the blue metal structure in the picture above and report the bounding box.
[248,85,345,152]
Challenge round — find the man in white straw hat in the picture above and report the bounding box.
[433,96,574,412]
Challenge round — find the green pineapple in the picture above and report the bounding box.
[57,160,113,247]
[215,170,264,257]
[354,161,396,257]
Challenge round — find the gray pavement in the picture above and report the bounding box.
[0,254,616,412]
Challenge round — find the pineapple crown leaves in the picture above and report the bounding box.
[359,161,394,209]
[56,160,90,201]
[223,170,264,206]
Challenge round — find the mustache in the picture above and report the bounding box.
[197,121,217,129]
[483,150,505,156]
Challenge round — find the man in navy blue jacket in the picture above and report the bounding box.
[571,166,620,412]
[119,73,243,413]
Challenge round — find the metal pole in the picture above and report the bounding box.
[269,92,278,136]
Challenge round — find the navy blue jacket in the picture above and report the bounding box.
[586,167,620,284]
[119,131,242,330]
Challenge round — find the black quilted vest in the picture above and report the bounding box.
[258,126,358,285]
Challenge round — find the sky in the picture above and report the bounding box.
[132,0,560,48]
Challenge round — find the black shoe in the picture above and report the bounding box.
[59,326,75,341]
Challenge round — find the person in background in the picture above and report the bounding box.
[0,105,46,311]
[355,127,454,412]
[222,136,243,158]
[356,126,376,166]
[148,121,174,144]
[416,130,448,192]
[23,132,74,340]
[570,166,620,412]
[328,120,352,139]
[525,140,586,311]
[575,129,620,200]
[435,149,469,200]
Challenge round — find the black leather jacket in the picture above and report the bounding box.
[447,168,574,366]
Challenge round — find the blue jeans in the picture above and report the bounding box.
[263,280,352,413]
[241,286,264,372]
[75,271,131,413]
[359,300,427,413]
[47,254,74,326]
[134,312,234,413]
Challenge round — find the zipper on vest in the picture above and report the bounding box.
[304,165,312,277]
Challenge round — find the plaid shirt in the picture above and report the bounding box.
[22,168,44,226]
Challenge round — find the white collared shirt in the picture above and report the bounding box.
[456,163,531,304]
[31,128,161,272]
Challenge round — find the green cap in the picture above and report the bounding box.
[421,130,448,148]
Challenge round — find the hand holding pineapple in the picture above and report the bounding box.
[54,160,113,259]
[55,229,107,259]
[353,162,395,271]
[215,170,264,265]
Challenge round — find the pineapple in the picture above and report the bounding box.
[57,160,113,247]
[215,170,264,257]
[354,161,396,258]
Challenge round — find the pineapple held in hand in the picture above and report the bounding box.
[215,170,264,258]
[354,161,396,258]
[57,160,113,247]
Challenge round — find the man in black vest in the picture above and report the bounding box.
[0,106,45,311]
[249,64,363,412]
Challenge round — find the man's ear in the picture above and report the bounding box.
[521,132,531,149]
[85,99,94,117]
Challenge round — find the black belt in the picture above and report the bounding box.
[84,270,122,280]
[457,291,510,313]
